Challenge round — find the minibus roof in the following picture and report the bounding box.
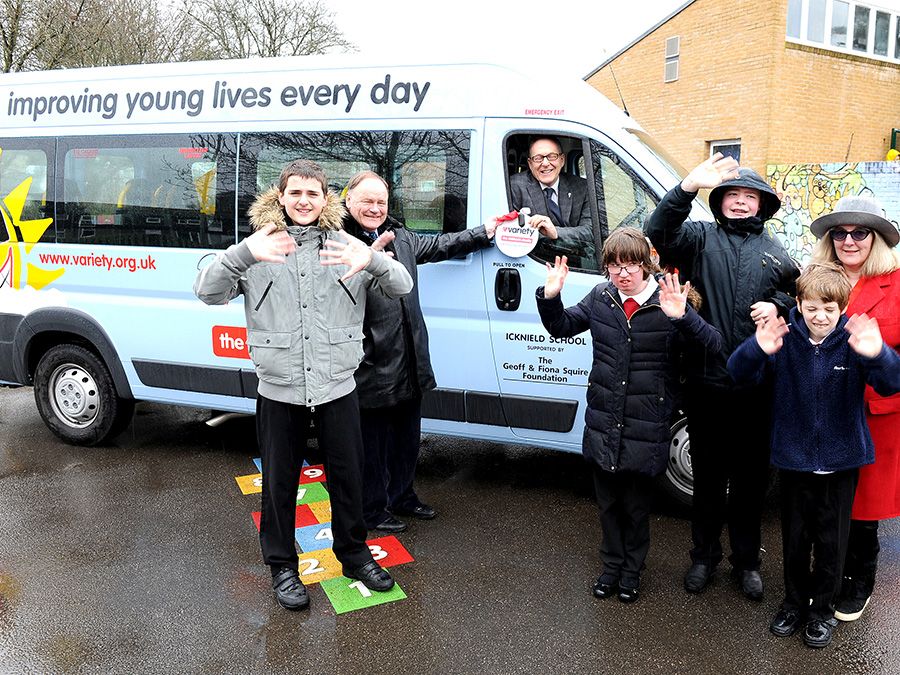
[0,56,642,135]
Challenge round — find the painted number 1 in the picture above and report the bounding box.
[349,580,372,598]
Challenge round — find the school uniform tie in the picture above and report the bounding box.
[543,187,566,226]
[623,297,640,319]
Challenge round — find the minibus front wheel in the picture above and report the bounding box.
[33,344,135,446]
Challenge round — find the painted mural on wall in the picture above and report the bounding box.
[766,161,900,266]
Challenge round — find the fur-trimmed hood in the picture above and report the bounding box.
[248,187,346,231]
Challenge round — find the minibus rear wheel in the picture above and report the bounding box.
[33,344,135,446]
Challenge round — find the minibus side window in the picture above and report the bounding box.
[239,130,470,235]
[0,143,52,243]
[589,140,659,239]
[505,133,600,273]
[58,134,237,248]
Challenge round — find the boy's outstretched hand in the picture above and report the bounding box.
[543,255,568,299]
[847,313,884,358]
[658,272,691,319]
[681,152,741,193]
[755,316,789,355]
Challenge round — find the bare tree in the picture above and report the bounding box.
[183,0,354,59]
[1,0,353,72]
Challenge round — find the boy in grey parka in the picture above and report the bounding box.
[194,159,413,611]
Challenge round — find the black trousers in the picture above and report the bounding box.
[779,469,859,620]
[360,397,422,528]
[592,467,655,583]
[256,392,372,572]
[844,519,880,588]
[686,383,772,571]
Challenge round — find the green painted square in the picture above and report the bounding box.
[295,482,329,505]
[320,576,406,614]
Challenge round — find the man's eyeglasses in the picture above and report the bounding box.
[606,263,642,275]
[528,153,562,164]
[829,228,872,242]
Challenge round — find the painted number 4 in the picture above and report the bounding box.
[315,527,333,541]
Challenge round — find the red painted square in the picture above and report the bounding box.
[300,464,326,484]
[251,504,317,532]
[365,535,414,567]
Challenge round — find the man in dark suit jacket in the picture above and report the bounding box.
[509,136,595,258]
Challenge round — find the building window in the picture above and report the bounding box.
[895,14,900,58]
[664,36,679,83]
[786,0,899,63]
[710,139,741,164]
[853,4,870,51]
[832,1,850,46]
[787,0,802,37]
[874,10,890,55]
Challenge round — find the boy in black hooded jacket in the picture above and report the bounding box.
[646,154,800,600]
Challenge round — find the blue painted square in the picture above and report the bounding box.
[253,457,309,472]
[295,522,334,552]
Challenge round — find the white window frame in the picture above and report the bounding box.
[785,0,900,64]
[709,139,742,163]
[664,36,680,83]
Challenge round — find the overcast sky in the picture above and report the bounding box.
[327,0,687,79]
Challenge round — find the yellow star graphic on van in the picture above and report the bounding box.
[0,149,62,290]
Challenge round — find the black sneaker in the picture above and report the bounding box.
[272,567,309,611]
[834,577,871,622]
[592,573,619,599]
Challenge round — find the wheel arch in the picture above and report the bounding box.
[16,308,134,399]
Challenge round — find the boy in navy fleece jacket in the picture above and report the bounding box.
[727,263,900,649]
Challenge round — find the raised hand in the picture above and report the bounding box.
[750,301,778,325]
[371,230,396,257]
[320,230,373,281]
[846,313,884,358]
[681,153,740,193]
[543,255,569,299]
[658,272,691,319]
[755,316,789,355]
[245,223,296,262]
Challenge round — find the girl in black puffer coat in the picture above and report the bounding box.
[536,227,721,603]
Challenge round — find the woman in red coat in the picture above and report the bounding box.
[810,194,900,622]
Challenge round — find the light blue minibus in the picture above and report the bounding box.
[0,56,712,503]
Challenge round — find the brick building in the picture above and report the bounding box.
[585,0,900,175]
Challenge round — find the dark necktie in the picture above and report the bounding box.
[623,297,640,319]
[367,230,378,242]
[544,187,565,226]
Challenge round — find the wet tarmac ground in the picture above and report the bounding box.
[1,386,899,674]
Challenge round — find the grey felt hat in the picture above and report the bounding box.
[810,194,899,247]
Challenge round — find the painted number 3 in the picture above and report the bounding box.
[368,544,387,561]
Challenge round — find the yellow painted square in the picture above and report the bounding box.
[308,500,332,523]
[297,547,342,585]
[235,473,263,495]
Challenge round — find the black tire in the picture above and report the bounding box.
[33,344,134,446]
[657,413,693,507]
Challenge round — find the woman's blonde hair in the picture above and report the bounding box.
[810,228,900,277]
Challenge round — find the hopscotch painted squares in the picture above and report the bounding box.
[320,575,407,614]
[252,504,319,532]
[238,464,326,495]
[296,482,329,505]
[307,500,331,523]
[295,522,333,552]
